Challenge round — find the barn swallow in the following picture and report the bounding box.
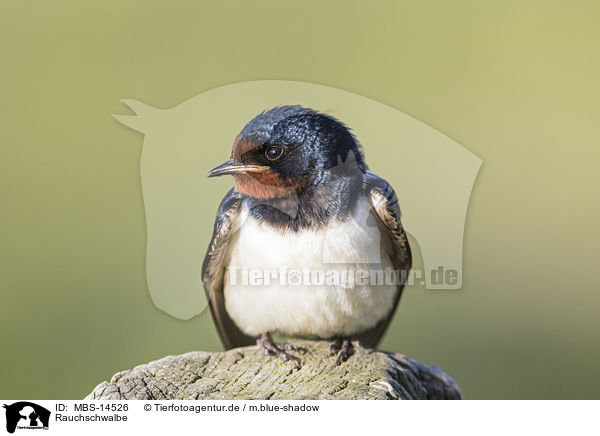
[203,106,411,365]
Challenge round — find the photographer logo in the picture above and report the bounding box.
[2,402,50,433]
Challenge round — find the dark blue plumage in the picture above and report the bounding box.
[235,106,368,230]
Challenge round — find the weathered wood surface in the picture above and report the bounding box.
[86,340,461,400]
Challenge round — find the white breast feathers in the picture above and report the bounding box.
[223,197,397,338]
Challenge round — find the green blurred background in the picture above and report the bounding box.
[1,0,599,399]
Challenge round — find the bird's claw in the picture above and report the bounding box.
[257,333,303,366]
[330,337,355,365]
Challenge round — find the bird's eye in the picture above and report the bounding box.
[265,146,284,161]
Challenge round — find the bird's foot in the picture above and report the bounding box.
[330,337,356,365]
[257,333,304,366]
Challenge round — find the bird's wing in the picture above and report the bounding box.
[354,171,412,348]
[202,188,256,349]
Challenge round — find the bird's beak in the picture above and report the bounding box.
[207,159,270,178]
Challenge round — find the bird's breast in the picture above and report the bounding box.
[223,196,397,338]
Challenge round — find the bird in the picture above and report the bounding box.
[202,105,411,365]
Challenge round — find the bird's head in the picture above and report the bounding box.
[208,105,366,199]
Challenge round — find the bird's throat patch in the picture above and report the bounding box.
[235,170,292,199]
